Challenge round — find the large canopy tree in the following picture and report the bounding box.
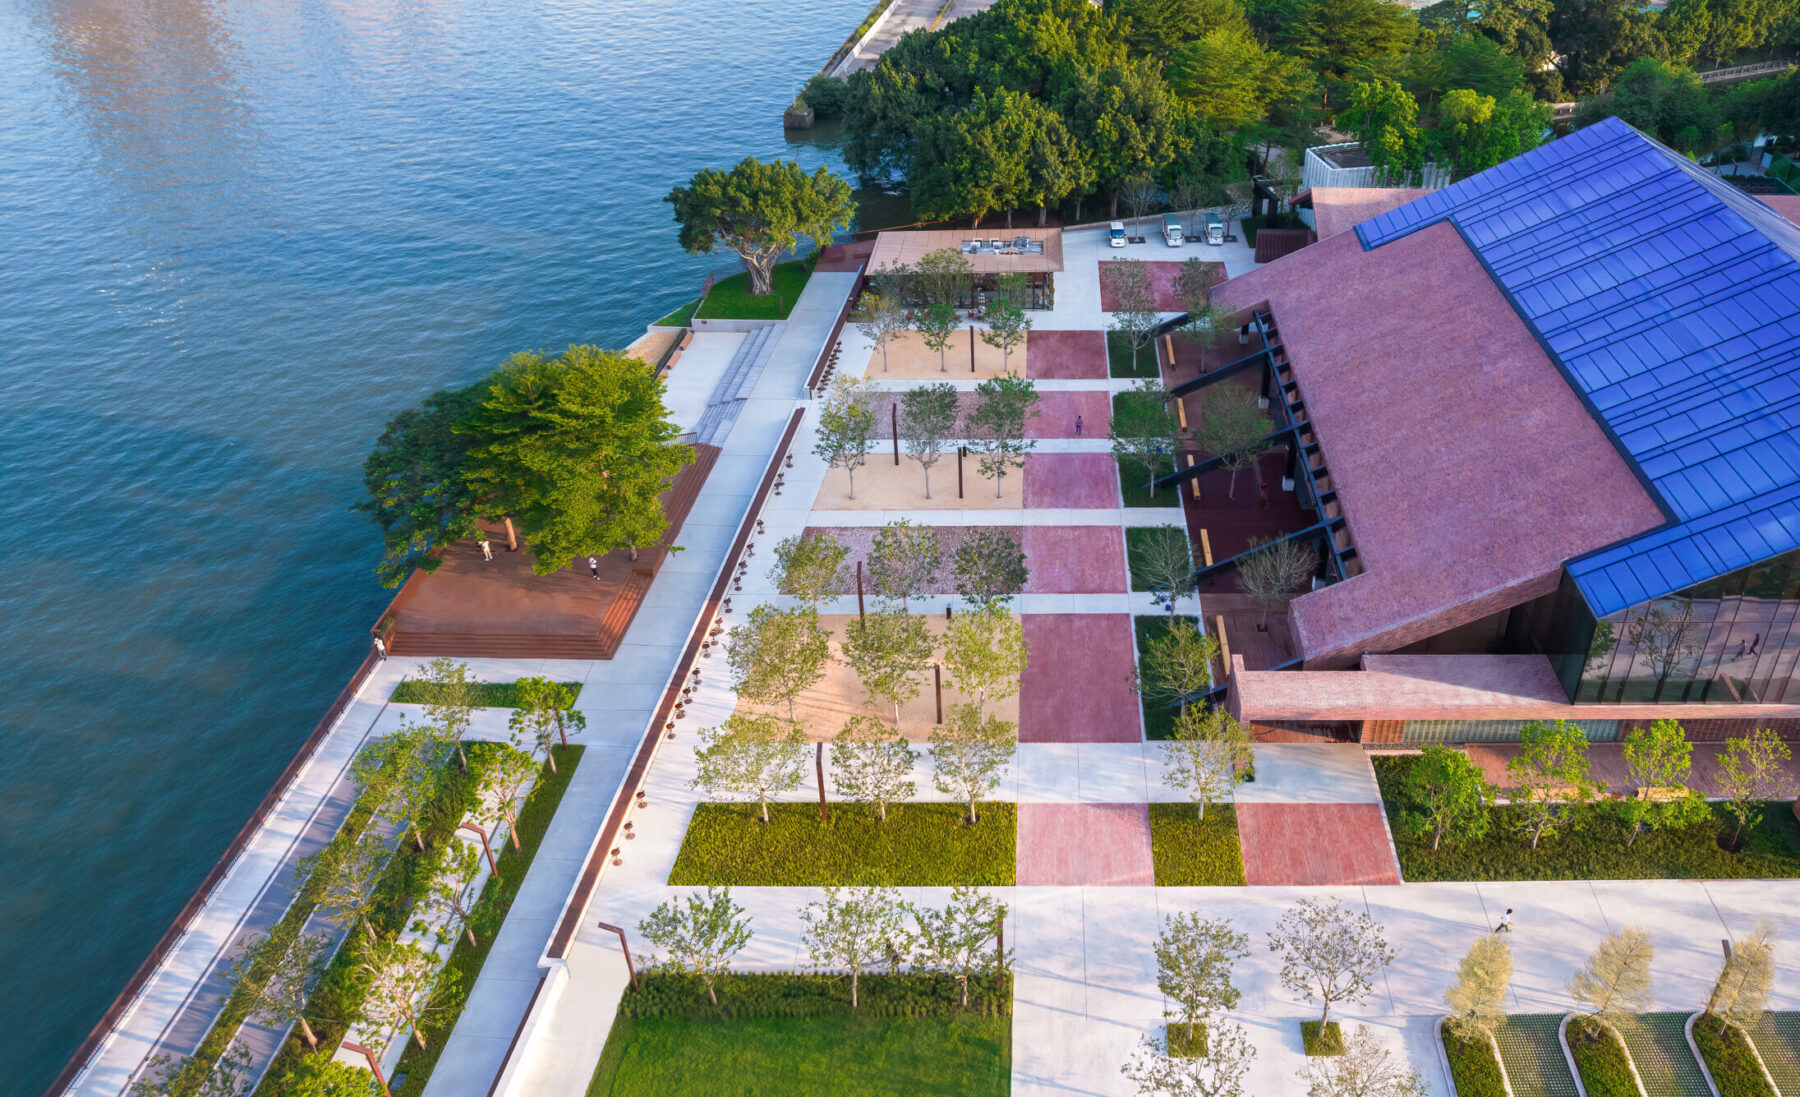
[912,87,1092,228]
[666,157,855,296]
[459,346,692,574]
[357,381,487,587]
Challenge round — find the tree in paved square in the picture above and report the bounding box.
[510,675,585,769]
[690,712,810,824]
[831,714,919,821]
[1718,726,1795,844]
[1112,380,1180,499]
[220,929,333,1049]
[953,526,1030,608]
[1705,920,1776,1035]
[1103,259,1160,374]
[800,886,908,1009]
[1396,746,1495,851]
[814,374,876,499]
[868,518,942,612]
[942,603,1029,717]
[1135,619,1220,716]
[1163,705,1253,821]
[1193,384,1272,502]
[639,886,754,1008]
[1569,925,1653,1033]
[1156,913,1252,1048]
[415,656,479,770]
[665,157,854,297]
[981,272,1034,374]
[728,604,833,721]
[358,937,463,1052]
[843,609,936,724]
[916,301,962,374]
[931,702,1017,824]
[1505,719,1601,851]
[1135,525,1198,612]
[770,530,851,605]
[1234,535,1315,631]
[1267,897,1396,1031]
[855,283,909,373]
[1299,1025,1427,1097]
[299,831,389,941]
[1122,1020,1256,1097]
[900,382,961,500]
[968,373,1040,498]
[1614,717,1708,848]
[1444,935,1513,1041]
[908,886,1011,1009]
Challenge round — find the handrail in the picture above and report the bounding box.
[805,266,865,397]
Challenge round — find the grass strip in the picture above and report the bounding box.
[1567,1017,1639,1097]
[695,260,812,320]
[390,744,585,1096]
[1373,755,1800,881]
[668,802,1015,887]
[654,299,698,327]
[1118,454,1180,508]
[1107,331,1160,378]
[1441,1028,1507,1097]
[1695,1019,1778,1097]
[1148,803,1246,886]
[389,679,583,707]
[1126,524,1191,591]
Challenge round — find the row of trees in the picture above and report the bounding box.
[814,373,1042,500]
[857,251,1034,374]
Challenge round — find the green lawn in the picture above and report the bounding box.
[1108,331,1160,378]
[1374,754,1800,881]
[1118,454,1180,508]
[1127,524,1192,591]
[655,299,698,327]
[695,260,813,320]
[389,679,583,707]
[1135,615,1199,740]
[1148,803,1246,885]
[668,802,1016,886]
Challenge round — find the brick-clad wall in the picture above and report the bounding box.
[1618,717,1800,742]
[1362,720,1404,745]
[1247,720,1358,743]
[1301,572,1558,670]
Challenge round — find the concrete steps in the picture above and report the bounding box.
[695,324,784,446]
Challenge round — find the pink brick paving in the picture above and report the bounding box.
[1025,329,1108,379]
[1099,259,1226,312]
[1026,389,1114,439]
[1235,803,1402,886]
[1017,803,1156,886]
[1022,526,1126,594]
[1024,453,1121,509]
[1020,614,1141,742]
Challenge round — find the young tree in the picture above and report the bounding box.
[1234,537,1315,631]
[476,741,540,851]
[1267,898,1396,1030]
[1397,747,1495,852]
[1104,260,1161,374]
[1706,921,1777,1035]
[639,886,754,1008]
[915,247,973,312]
[800,886,907,1009]
[909,886,1011,1008]
[968,374,1040,498]
[356,381,486,587]
[843,609,936,723]
[358,937,463,1052]
[868,519,942,612]
[666,157,855,296]
[916,302,962,373]
[1194,386,1272,501]
[416,657,479,746]
[460,346,694,574]
[1164,706,1253,821]
[1112,381,1180,498]
[300,832,389,941]
[220,930,332,1049]
[1136,525,1198,612]
[1136,621,1220,714]
[509,676,585,770]
[855,286,908,373]
[770,530,850,604]
[1624,599,1702,700]
[942,604,1028,716]
[981,273,1033,373]
[1717,727,1796,844]
[273,1057,380,1097]
[1300,1026,1427,1097]
[831,715,919,821]
[1122,1021,1256,1097]
[1157,914,1252,1045]
[953,526,1030,608]
[690,713,810,823]
[900,383,960,500]
[727,604,833,720]
[352,716,446,852]
[129,1044,253,1097]
[1505,720,1599,850]
[931,703,1017,824]
[1444,936,1513,1041]
[1614,718,1708,848]
[814,374,876,499]
[1568,925,1653,1031]
[421,839,486,948]
[1173,256,1230,334]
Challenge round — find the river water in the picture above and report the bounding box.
[0,0,887,1089]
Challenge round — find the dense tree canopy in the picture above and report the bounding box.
[666,158,855,295]
[357,381,487,587]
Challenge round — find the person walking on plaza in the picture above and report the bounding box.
[479,535,493,562]
[1075,415,1083,436]
[589,555,601,580]
[1494,908,1513,934]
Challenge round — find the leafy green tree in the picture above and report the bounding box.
[129,1045,252,1097]
[299,832,388,941]
[1574,58,1711,149]
[1136,621,1220,713]
[1705,921,1777,1035]
[1718,727,1796,844]
[931,703,1017,823]
[1614,718,1708,848]
[1164,706,1253,820]
[639,886,754,1007]
[1340,79,1425,183]
[460,346,693,574]
[1444,936,1513,1041]
[1123,1022,1256,1097]
[1434,32,1530,100]
[666,157,855,295]
[415,657,478,770]
[220,930,332,1049]
[1276,0,1416,94]
[1569,925,1653,1031]
[727,604,833,721]
[916,302,962,374]
[1173,256,1221,320]
[916,247,974,311]
[814,374,876,498]
[1398,747,1495,851]
[506,676,582,773]
[475,741,539,851]
[357,381,485,586]
[1157,914,1251,1043]
[771,530,850,605]
[831,714,919,820]
[1432,88,1550,179]
[912,88,1085,227]
[1060,59,1191,217]
[690,713,810,824]
[1104,259,1161,373]
[352,716,448,852]
[1110,0,1253,58]
[900,382,960,499]
[422,839,486,947]
[968,374,1041,498]
[856,286,909,373]
[909,887,1011,1008]
[1171,26,1315,129]
[943,603,1029,715]
[1113,381,1180,499]
[982,273,1033,372]
[1467,0,1556,76]
[1194,385,1272,503]
[358,937,462,1052]
[844,609,936,723]
[800,886,908,1009]
[1549,0,1665,95]
[1267,898,1395,1029]
[1137,525,1199,612]
[954,527,1031,607]
[868,519,942,612]
[1505,720,1599,850]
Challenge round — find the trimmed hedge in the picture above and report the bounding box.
[1148,804,1246,886]
[1442,1028,1507,1097]
[1374,755,1800,881]
[1567,1017,1640,1097]
[1302,1020,1344,1056]
[389,679,582,707]
[620,971,1011,1021]
[1694,1018,1778,1097]
[668,802,1016,886]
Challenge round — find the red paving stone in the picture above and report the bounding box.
[1236,803,1401,886]
[1100,259,1226,312]
[1024,452,1120,509]
[1028,389,1113,439]
[1017,803,1156,886]
[1023,526,1127,594]
[1026,329,1108,379]
[1020,614,1141,742]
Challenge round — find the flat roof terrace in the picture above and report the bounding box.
[867,227,1064,273]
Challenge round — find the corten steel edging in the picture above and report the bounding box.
[803,266,866,396]
[545,406,806,961]
[45,647,382,1097]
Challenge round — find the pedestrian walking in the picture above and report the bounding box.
[1493,908,1513,934]
[373,636,387,662]
[1749,632,1763,656]
[479,535,493,562]
[1075,415,1084,436]
[589,555,601,580]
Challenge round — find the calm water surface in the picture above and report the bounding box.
[0,0,884,1088]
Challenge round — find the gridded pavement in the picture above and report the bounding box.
[1018,614,1141,742]
[1016,803,1155,886]
[1619,1013,1711,1095]
[1023,452,1121,509]
[1494,1015,1580,1097]
[1750,1012,1800,1096]
[1235,803,1402,886]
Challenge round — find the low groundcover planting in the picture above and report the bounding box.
[668,802,1017,887]
[1147,803,1246,886]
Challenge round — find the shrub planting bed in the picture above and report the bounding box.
[1694,1019,1777,1097]
[1147,803,1246,886]
[1441,1028,1507,1097]
[1134,614,1201,740]
[390,679,583,707]
[668,802,1016,886]
[1567,1016,1640,1097]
